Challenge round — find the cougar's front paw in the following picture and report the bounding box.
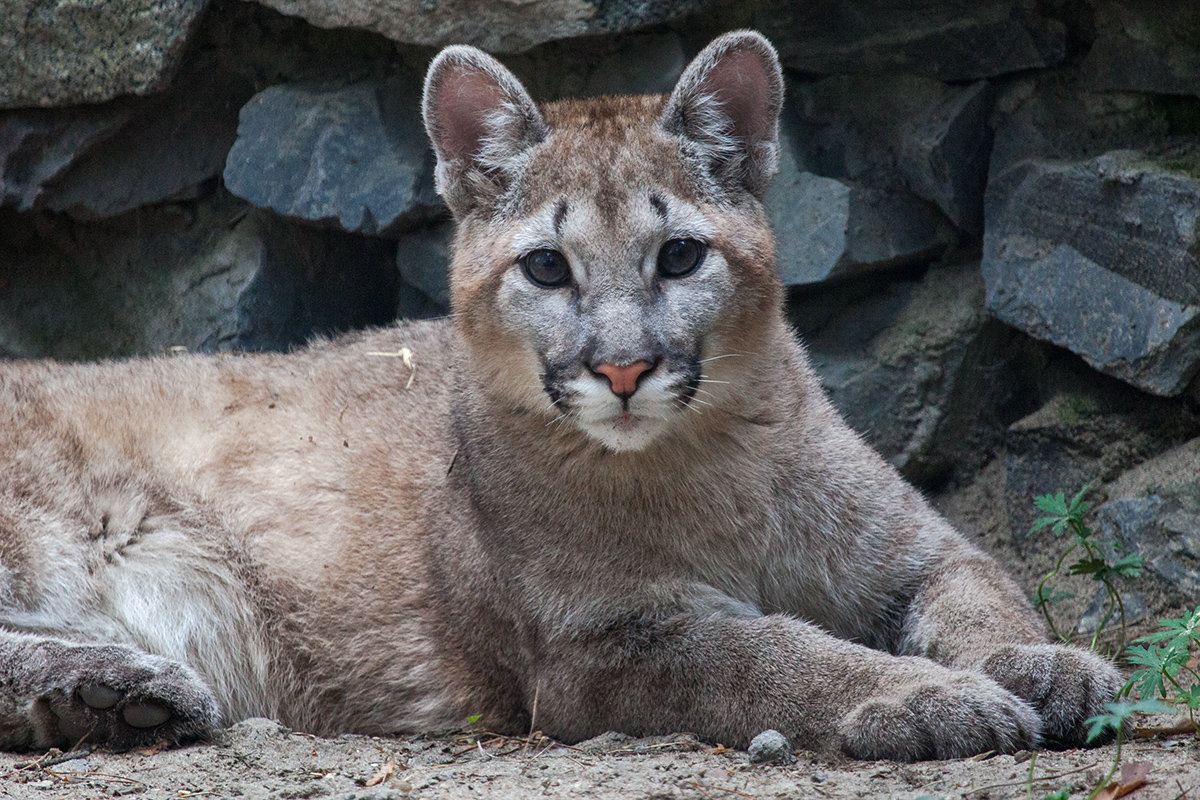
[32,644,221,751]
[838,671,1041,761]
[981,643,1123,748]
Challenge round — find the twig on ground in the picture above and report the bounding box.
[1133,720,1199,739]
[965,761,1101,797]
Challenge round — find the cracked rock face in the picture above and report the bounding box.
[223,74,442,236]
[749,0,1066,81]
[982,151,1200,396]
[0,193,399,359]
[1,56,253,219]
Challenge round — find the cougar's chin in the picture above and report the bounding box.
[578,412,671,453]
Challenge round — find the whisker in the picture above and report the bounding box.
[546,409,575,428]
[695,378,729,385]
[697,353,743,364]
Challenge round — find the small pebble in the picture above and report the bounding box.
[748,729,795,765]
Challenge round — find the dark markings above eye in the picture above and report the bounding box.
[553,199,569,236]
[649,194,668,221]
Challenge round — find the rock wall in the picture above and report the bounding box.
[2,0,1199,630]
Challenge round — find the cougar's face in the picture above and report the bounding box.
[495,192,730,452]
[450,98,777,453]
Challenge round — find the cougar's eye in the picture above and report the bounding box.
[520,249,571,288]
[656,238,706,279]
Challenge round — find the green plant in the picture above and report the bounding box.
[1082,699,1172,800]
[1030,487,1142,651]
[1121,605,1200,729]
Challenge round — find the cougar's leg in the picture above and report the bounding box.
[0,629,220,750]
[0,487,269,749]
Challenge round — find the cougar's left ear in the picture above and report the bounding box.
[660,31,784,199]
[422,46,548,217]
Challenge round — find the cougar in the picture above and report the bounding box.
[0,32,1121,761]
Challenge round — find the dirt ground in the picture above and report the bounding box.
[2,719,1198,800]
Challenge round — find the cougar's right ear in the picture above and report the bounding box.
[660,31,783,199]
[422,46,548,217]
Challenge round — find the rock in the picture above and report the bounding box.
[1077,585,1148,635]
[790,260,1039,486]
[982,150,1200,396]
[1097,494,1200,611]
[770,170,955,287]
[897,81,994,237]
[1094,437,1200,615]
[0,0,209,109]
[1002,366,1199,552]
[987,69,1189,176]
[785,74,994,236]
[505,32,685,101]
[220,717,291,755]
[234,213,401,352]
[224,73,441,236]
[0,193,400,359]
[241,0,710,54]
[748,729,794,765]
[1083,1,1200,97]
[0,105,133,212]
[396,221,453,309]
[1,56,253,219]
[748,0,1066,81]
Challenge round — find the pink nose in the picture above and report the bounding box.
[592,360,655,398]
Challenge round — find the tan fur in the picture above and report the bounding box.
[0,33,1120,758]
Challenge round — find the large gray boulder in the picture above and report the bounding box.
[749,0,1066,81]
[0,193,398,359]
[768,123,956,288]
[224,74,441,236]
[982,150,1200,396]
[1097,495,1200,612]
[786,74,993,236]
[1083,1,1200,97]
[0,106,132,212]
[0,0,209,109]
[771,173,955,287]
[239,0,709,54]
[1,58,252,218]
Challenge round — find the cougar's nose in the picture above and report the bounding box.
[590,360,657,399]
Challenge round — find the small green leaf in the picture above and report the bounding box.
[1110,552,1143,578]
[1030,516,1061,534]
[1034,492,1068,516]
[466,713,482,725]
[1085,699,1173,743]
[1068,484,1094,514]
[1179,685,1200,711]
[1068,557,1106,576]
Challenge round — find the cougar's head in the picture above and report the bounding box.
[422,32,784,452]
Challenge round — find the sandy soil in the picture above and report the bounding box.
[2,719,1198,800]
